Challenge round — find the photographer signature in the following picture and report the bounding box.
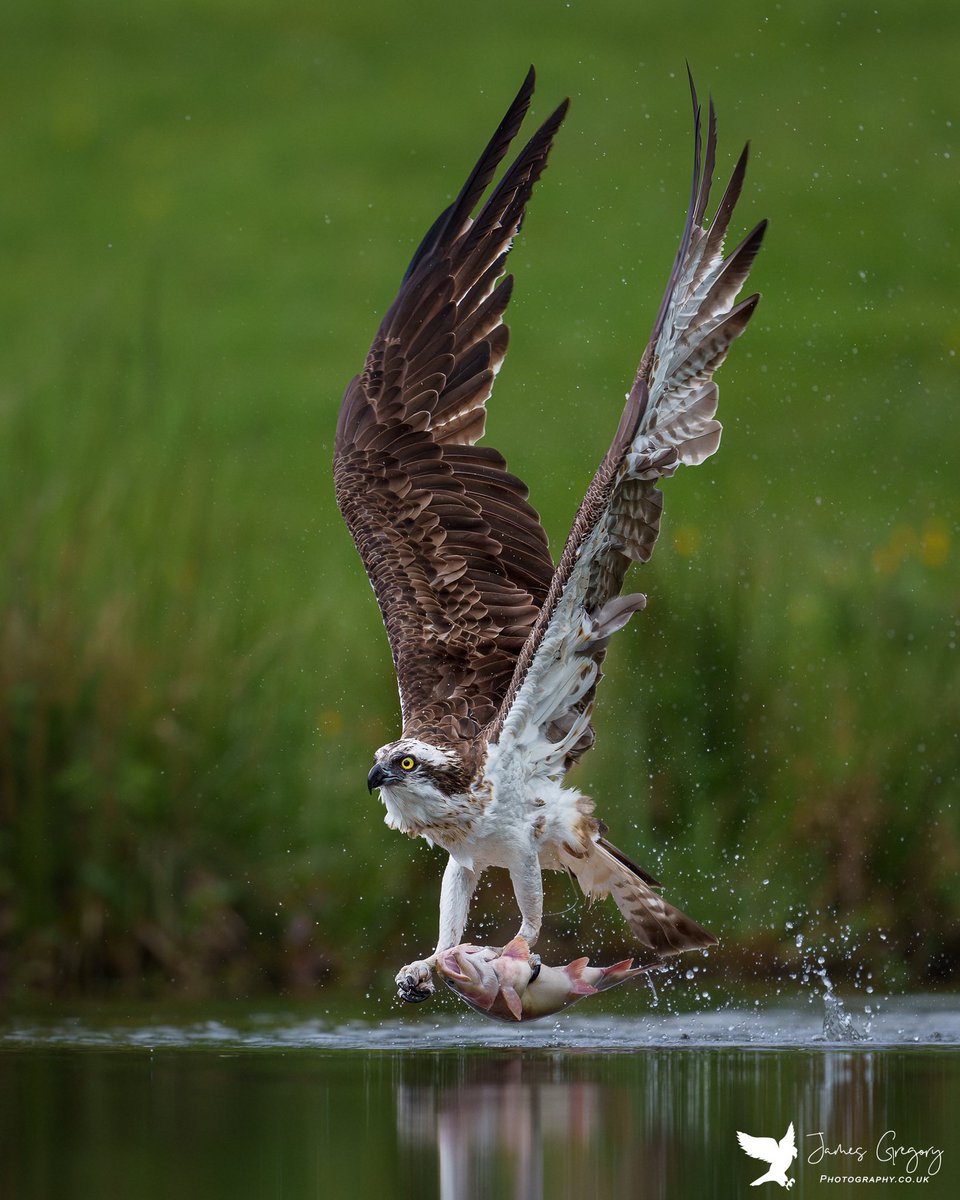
[806,1131,943,1175]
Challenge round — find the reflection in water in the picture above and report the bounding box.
[396,1048,953,1200]
[398,1056,620,1200]
[399,1058,606,1200]
[1,1004,957,1199]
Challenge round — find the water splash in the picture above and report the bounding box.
[793,927,868,1041]
[644,967,660,1008]
[821,977,867,1042]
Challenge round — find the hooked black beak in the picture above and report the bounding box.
[367,763,391,793]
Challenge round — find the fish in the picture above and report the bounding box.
[435,936,663,1022]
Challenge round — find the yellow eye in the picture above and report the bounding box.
[400,756,416,771]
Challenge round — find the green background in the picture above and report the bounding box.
[2,0,957,997]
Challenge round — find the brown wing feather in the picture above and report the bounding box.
[334,71,568,743]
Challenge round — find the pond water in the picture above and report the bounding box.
[2,993,956,1199]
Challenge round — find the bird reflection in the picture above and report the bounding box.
[394,1041,915,1200]
[396,1054,659,1200]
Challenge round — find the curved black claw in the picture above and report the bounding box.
[397,975,435,1004]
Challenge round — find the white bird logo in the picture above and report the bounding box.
[736,1123,798,1188]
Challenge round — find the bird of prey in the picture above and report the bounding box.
[736,1124,798,1189]
[334,67,765,1002]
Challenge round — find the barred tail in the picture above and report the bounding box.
[567,834,716,956]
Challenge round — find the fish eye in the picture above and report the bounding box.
[399,755,416,772]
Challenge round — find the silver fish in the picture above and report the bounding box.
[436,936,662,1022]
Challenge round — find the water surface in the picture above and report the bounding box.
[2,995,956,1199]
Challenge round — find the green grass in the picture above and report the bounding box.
[1,0,958,995]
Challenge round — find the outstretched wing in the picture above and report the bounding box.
[488,77,765,774]
[736,1131,778,1165]
[334,71,568,744]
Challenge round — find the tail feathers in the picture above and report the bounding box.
[596,834,662,887]
[568,837,716,956]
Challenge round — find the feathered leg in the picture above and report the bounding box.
[509,852,544,946]
[396,855,479,1003]
[437,856,480,951]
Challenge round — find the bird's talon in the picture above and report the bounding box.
[398,983,434,1003]
[395,959,435,1003]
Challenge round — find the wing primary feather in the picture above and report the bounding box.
[702,143,751,266]
[402,66,536,282]
[693,97,717,226]
[463,97,570,258]
[648,68,703,350]
[696,219,767,325]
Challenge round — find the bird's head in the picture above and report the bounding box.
[367,738,470,804]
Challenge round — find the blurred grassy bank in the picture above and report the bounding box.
[1,0,958,996]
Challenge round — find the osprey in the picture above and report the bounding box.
[334,68,765,1002]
